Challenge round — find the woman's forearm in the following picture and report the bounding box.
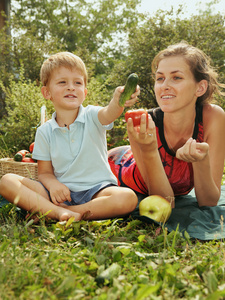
[192,155,221,206]
[140,149,175,205]
[129,127,174,205]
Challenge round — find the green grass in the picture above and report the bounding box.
[0,165,224,299]
[1,203,225,299]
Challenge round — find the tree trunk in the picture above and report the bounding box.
[0,0,11,32]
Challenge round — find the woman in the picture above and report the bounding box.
[108,42,225,208]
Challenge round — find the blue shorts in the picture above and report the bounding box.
[41,182,115,205]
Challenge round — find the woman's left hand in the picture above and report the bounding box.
[176,138,209,163]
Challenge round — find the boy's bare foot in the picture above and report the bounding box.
[58,208,81,222]
[59,203,93,220]
[26,207,82,223]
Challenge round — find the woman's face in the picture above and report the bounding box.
[154,56,203,113]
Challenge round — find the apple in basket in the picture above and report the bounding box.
[139,195,172,223]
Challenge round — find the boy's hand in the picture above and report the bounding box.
[119,85,140,107]
[49,182,71,205]
[98,85,140,126]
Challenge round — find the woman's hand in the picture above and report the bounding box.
[49,182,71,205]
[127,112,174,200]
[127,113,157,152]
[176,138,209,163]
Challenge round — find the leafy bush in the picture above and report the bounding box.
[0,68,53,156]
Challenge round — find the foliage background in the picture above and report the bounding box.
[0,0,225,155]
[0,2,225,299]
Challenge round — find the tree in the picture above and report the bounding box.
[10,0,140,78]
[1,1,225,153]
[0,0,140,118]
[0,0,11,33]
[107,6,225,109]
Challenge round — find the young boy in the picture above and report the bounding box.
[0,52,139,221]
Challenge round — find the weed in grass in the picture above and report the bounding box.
[2,203,225,299]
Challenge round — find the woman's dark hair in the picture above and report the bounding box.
[152,41,224,104]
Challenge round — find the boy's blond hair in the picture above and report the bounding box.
[40,52,88,87]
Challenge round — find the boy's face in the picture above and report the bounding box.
[41,66,87,111]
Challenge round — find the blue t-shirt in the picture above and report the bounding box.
[32,105,118,192]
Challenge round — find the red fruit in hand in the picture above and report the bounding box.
[125,109,148,127]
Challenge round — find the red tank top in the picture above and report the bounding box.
[108,104,204,196]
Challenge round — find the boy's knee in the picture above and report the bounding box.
[130,190,138,210]
[0,174,8,194]
[0,174,9,187]
[0,173,17,191]
[1,173,13,183]
[122,188,138,212]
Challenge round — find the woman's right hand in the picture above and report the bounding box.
[127,112,174,200]
[127,113,158,152]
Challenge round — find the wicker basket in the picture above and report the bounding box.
[0,158,38,180]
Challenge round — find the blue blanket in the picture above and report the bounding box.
[1,186,225,240]
[132,185,225,240]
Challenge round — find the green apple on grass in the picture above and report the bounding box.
[139,195,172,223]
